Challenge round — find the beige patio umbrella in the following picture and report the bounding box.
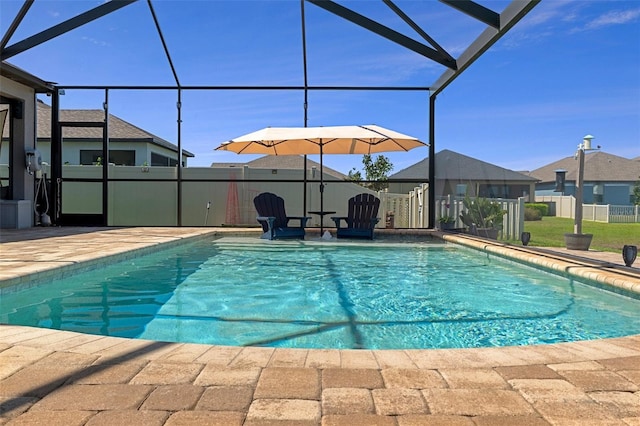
[215,124,427,233]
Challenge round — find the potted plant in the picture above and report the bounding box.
[459,195,506,239]
[438,215,457,231]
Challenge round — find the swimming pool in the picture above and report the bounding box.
[1,237,639,349]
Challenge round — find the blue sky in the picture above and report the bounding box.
[1,0,639,175]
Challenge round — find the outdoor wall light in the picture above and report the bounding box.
[622,245,637,267]
[521,232,531,246]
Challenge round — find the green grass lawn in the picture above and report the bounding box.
[518,217,639,253]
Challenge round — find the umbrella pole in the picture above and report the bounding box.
[320,142,324,236]
[303,155,307,219]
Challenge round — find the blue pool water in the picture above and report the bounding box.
[1,237,639,349]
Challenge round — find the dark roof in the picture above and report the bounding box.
[0,61,53,93]
[34,101,194,157]
[390,149,537,182]
[526,151,639,183]
[212,155,347,180]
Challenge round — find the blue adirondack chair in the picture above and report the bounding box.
[331,193,381,239]
[253,192,310,240]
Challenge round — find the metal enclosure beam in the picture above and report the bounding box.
[428,94,436,229]
[383,0,455,65]
[50,91,61,224]
[306,0,457,70]
[1,0,138,60]
[147,0,180,87]
[439,0,500,29]
[0,0,33,51]
[430,0,540,96]
[0,0,539,230]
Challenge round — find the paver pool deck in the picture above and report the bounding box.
[0,227,639,425]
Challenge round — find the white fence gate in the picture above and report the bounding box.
[379,192,411,228]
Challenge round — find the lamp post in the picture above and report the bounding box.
[574,135,597,234]
[565,134,598,250]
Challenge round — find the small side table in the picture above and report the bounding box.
[308,211,337,236]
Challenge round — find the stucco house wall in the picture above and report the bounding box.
[1,66,53,227]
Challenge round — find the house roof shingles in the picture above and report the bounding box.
[33,101,193,157]
[390,149,537,182]
[212,155,347,180]
[526,151,639,183]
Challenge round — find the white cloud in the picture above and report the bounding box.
[494,3,640,48]
[583,8,640,30]
[489,1,579,50]
[516,0,577,29]
[80,36,109,47]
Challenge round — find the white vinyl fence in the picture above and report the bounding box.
[32,164,528,236]
[400,183,525,240]
[432,195,525,240]
[535,195,640,223]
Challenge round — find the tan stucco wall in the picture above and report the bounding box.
[1,76,37,227]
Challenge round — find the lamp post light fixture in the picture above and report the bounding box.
[565,134,600,250]
[574,135,600,234]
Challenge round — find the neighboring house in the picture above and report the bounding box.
[1,100,193,167]
[527,151,639,205]
[212,155,348,180]
[389,149,537,201]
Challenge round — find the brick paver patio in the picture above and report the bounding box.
[1,227,639,425]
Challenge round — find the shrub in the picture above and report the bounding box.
[525,203,549,217]
[459,196,506,229]
[438,215,456,224]
[524,207,542,221]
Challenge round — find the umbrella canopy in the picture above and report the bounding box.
[216,125,426,155]
[215,124,427,235]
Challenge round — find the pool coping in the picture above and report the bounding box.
[440,232,640,298]
[0,228,225,292]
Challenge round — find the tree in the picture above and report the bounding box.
[347,168,362,181]
[347,154,393,191]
